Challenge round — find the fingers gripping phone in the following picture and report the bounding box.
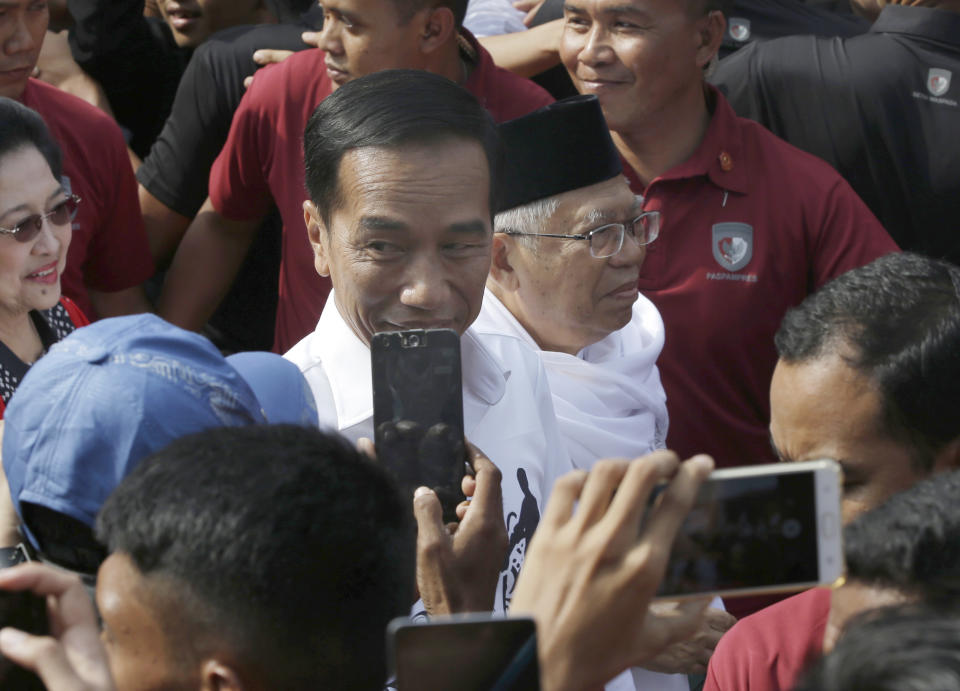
[655,459,845,599]
[0,589,48,689]
[371,329,467,521]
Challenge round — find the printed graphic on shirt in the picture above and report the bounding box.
[712,222,753,272]
[728,18,751,43]
[928,68,952,97]
[496,467,540,612]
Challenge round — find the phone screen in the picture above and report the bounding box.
[371,329,466,520]
[657,469,823,597]
[391,616,539,690]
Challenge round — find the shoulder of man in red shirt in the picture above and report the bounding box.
[705,587,831,691]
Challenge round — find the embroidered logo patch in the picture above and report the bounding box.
[728,18,751,42]
[928,68,952,97]
[712,223,753,272]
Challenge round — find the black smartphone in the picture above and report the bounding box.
[655,459,845,599]
[0,589,48,689]
[388,614,540,690]
[371,329,466,521]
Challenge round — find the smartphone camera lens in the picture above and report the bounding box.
[406,334,421,348]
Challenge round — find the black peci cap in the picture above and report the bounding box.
[497,95,622,212]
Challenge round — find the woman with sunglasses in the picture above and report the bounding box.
[0,99,88,417]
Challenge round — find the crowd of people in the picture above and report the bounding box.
[0,0,957,688]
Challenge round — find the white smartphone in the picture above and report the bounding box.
[654,459,844,599]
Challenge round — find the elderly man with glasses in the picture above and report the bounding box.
[475,95,733,690]
[477,95,667,471]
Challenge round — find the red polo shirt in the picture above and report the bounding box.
[704,587,830,691]
[625,87,898,472]
[22,79,154,319]
[209,32,553,353]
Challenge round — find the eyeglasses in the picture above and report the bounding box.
[0,195,82,243]
[498,209,661,259]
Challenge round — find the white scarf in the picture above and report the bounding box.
[476,290,669,470]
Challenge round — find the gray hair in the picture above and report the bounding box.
[494,197,560,253]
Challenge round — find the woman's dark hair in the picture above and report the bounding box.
[0,97,62,180]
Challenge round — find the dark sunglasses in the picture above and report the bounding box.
[0,195,82,243]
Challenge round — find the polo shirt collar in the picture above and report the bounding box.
[651,85,751,196]
[871,5,960,49]
[310,292,507,428]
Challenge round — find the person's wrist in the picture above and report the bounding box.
[0,543,30,569]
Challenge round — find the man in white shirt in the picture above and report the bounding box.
[473,95,733,690]
[284,69,573,614]
[474,94,668,469]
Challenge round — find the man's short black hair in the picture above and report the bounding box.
[794,604,960,691]
[304,69,501,225]
[96,425,415,691]
[775,252,960,471]
[844,469,960,603]
[0,97,63,181]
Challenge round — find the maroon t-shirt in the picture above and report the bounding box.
[625,87,899,471]
[209,32,554,353]
[21,80,154,319]
[705,588,830,691]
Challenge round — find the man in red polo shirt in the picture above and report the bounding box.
[704,253,960,690]
[558,0,896,471]
[1,0,153,319]
[158,0,553,353]
[558,0,897,618]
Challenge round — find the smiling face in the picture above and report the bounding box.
[316,0,428,90]
[0,0,48,99]
[769,353,927,524]
[306,138,493,346]
[559,0,718,133]
[490,176,646,354]
[0,146,71,319]
[158,0,268,48]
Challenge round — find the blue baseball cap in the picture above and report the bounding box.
[3,314,318,551]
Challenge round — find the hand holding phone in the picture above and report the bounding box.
[413,445,508,616]
[0,563,116,691]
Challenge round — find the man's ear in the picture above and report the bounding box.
[694,10,725,69]
[304,200,331,277]
[488,234,521,292]
[419,6,456,54]
[200,660,245,691]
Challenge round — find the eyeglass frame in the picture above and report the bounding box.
[0,194,82,243]
[496,208,661,259]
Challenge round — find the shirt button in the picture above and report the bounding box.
[719,151,733,172]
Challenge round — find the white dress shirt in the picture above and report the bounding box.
[285,293,574,613]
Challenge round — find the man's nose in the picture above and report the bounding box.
[399,257,453,311]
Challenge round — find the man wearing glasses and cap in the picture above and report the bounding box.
[474,95,735,690]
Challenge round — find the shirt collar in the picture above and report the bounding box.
[651,84,751,196]
[310,293,508,428]
[870,5,960,48]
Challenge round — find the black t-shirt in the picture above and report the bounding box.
[719,0,868,57]
[711,5,960,263]
[137,21,317,352]
[137,22,314,218]
[68,0,189,158]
